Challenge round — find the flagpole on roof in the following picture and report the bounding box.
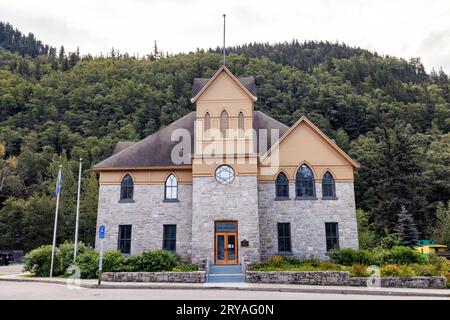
[73,158,82,262]
[50,165,62,277]
[223,14,226,66]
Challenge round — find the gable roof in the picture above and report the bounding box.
[112,141,135,155]
[260,116,360,169]
[191,65,257,103]
[93,111,289,170]
[253,111,289,153]
[94,112,196,170]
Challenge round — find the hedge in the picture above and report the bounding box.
[329,246,427,266]
[24,243,198,279]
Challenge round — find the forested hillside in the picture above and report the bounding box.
[0,22,449,251]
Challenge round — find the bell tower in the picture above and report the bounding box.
[190,66,261,266]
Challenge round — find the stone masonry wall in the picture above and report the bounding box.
[258,181,359,260]
[191,175,260,265]
[246,271,349,286]
[95,183,192,261]
[348,276,447,289]
[101,271,206,283]
[246,272,447,289]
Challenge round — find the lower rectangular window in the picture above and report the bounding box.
[118,225,132,254]
[325,222,339,252]
[277,222,291,253]
[163,224,177,252]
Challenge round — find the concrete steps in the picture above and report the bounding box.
[207,265,245,283]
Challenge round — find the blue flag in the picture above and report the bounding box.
[55,167,62,196]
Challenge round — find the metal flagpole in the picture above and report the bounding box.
[73,158,82,261]
[223,14,226,65]
[50,165,62,277]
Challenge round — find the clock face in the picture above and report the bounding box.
[215,165,235,184]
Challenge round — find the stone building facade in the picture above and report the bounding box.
[94,66,360,265]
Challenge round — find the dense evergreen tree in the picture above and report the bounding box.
[394,206,419,246]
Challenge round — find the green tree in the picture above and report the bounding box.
[394,206,419,246]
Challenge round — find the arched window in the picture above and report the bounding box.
[296,164,315,198]
[275,172,289,198]
[165,174,178,200]
[238,112,244,138]
[204,112,211,138]
[220,110,229,138]
[120,174,134,201]
[322,172,336,198]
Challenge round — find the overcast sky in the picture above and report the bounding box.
[1,0,450,73]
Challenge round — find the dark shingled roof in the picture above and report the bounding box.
[192,76,256,97]
[112,141,135,155]
[94,111,289,169]
[253,111,289,153]
[95,112,196,169]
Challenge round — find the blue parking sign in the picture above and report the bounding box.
[99,225,106,239]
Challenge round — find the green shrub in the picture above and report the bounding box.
[173,263,198,272]
[102,251,126,272]
[350,264,369,277]
[319,261,340,271]
[411,264,439,277]
[330,246,426,266]
[75,249,99,279]
[368,247,389,266]
[329,249,372,266]
[281,256,303,265]
[125,250,178,272]
[304,258,321,267]
[268,256,283,268]
[380,264,416,277]
[57,241,90,275]
[444,272,450,288]
[24,245,56,277]
[380,233,400,249]
[381,246,427,265]
[251,262,269,271]
[427,254,450,273]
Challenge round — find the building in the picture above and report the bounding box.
[94,65,360,266]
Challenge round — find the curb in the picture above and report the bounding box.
[1,276,449,298]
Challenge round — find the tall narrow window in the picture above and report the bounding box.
[277,223,291,253]
[120,174,134,201]
[322,172,336,198]
[275,172,289,198]
[204,112,211,138]
[163,225,177,252]
[220,110,229,138]
[325,222,339,252]
[165,174,178,200]
[118,225,132,254]
[238,112,244,138]
[296,164,315,198]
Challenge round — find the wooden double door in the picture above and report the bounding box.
[214,221,238,265]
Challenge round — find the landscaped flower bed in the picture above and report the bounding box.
[249,247,450,289]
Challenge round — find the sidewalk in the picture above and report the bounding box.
[0,273,449,298]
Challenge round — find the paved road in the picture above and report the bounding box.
[0,281,447,300]
[0,263,23,274]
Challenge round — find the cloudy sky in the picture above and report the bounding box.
[1,0,450,73]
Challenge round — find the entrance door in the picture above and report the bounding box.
[214,222,238,265]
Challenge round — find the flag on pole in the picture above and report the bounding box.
[55,167,62,196]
